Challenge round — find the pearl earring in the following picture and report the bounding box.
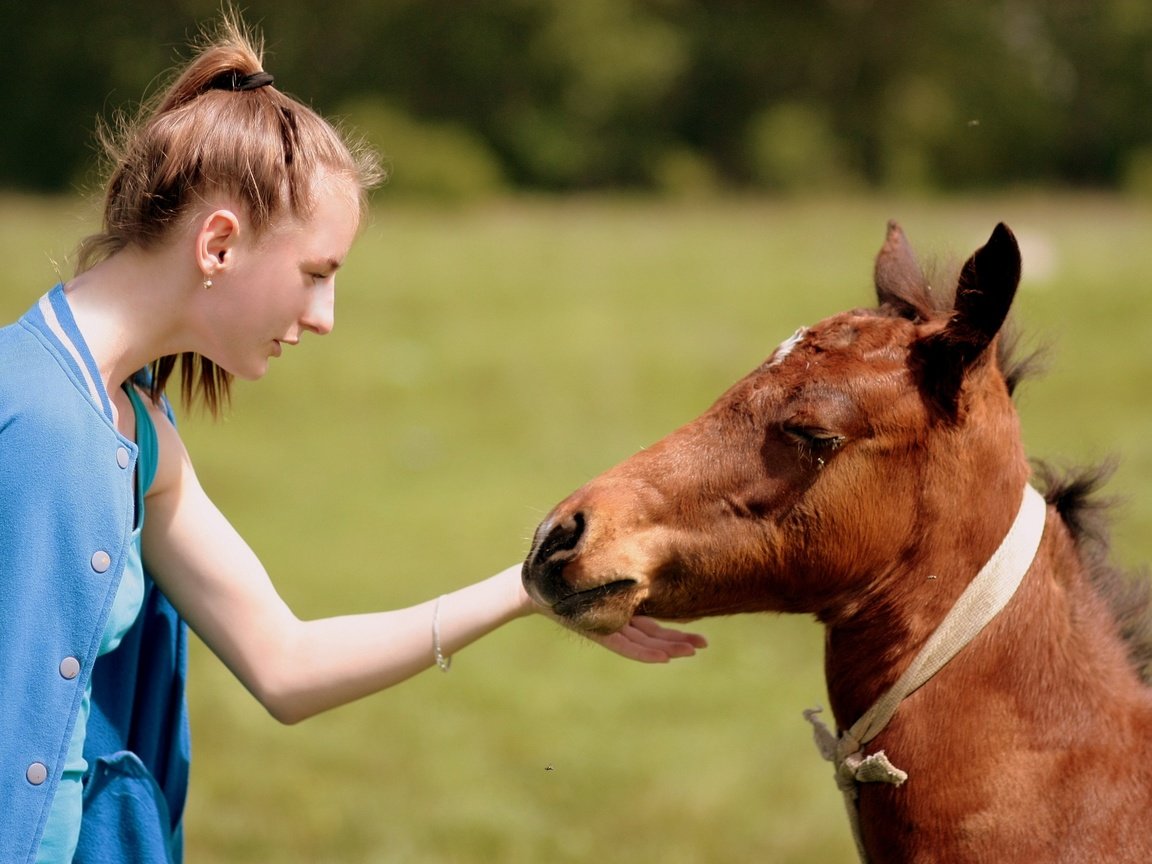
[203,277,213,289]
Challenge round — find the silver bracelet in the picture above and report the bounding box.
[433,594,452,672]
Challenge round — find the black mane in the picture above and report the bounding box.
[1036,463,1152,682]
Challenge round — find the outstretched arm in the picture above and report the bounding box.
[142,407,704,725]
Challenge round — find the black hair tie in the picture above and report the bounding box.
[209,70,275,92]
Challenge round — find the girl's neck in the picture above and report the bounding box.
[62,245,196,406]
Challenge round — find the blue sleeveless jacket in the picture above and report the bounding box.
[0,286,191,863]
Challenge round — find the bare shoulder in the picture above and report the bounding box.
[141,395,197,502]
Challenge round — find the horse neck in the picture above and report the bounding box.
[822,500,1145,736]
[846,515,1152,863]
[817,437,1021,716]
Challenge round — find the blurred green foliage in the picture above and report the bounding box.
[341,98,507,201]
[2,192,1150,861]
[3,0,1152,196]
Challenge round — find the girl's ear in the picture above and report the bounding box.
[196,209,241,279]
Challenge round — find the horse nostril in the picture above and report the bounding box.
[523,511,588,605]
[534,511,586,564]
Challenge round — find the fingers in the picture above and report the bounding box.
[629,616,709,650]
[595,630,673,663]
[592,616,709,663]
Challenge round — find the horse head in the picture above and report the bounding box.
[522,222,1028,642]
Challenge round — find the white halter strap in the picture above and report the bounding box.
[805,483,1048,862]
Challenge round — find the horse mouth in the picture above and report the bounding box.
[550,578,640,632]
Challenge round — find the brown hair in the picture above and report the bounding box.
[77,10,383,415]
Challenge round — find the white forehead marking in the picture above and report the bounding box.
[769,326,809,367]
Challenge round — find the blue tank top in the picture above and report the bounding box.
[36,384,157,863]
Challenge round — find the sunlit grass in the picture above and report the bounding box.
[2,192,1149,862]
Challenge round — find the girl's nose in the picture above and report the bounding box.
[302,281,335,335]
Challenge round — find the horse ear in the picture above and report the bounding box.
[913,223,1022,418]
[874,220,928,320]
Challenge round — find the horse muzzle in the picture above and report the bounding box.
[522,504,647,634]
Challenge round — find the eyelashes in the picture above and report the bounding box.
[782,425,845,449]
[781,425,846,470]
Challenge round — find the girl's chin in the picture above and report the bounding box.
[203,349,273,381]
[221,360,268,382]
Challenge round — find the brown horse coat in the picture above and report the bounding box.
[523,222,1152,863]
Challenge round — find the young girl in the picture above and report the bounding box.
[0,14,705,863]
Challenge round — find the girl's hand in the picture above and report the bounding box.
[585,616,708,663]
[506,566,706,663]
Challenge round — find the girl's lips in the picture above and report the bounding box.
[272,338,299,357]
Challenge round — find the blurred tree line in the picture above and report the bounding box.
[3,0,1151,199]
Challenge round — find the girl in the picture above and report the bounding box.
[0,14,705,863]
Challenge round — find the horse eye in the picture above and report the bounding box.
[783,425,845,450]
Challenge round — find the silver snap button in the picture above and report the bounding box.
[26,762,48,785]
[91,551,111,573]
[60,657,81,680]
[116,446,130,469]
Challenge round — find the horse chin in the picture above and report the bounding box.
[550,579,642,635]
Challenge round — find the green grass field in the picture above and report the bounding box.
[3,193,1150,862]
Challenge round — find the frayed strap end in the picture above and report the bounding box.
[846,750,908,786]
[803,706,839,761]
